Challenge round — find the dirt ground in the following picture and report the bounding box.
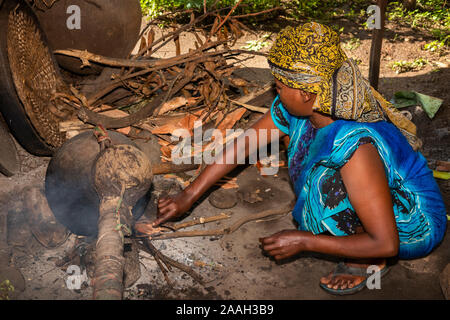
[0,13,449,300]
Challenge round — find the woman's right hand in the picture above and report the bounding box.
[152,190,195,227]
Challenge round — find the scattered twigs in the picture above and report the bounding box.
[56,4,276,161]
[135,10,217,58]
[212,0,244,35]
[140,239,204,285]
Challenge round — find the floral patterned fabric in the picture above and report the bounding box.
[268,22,422,150]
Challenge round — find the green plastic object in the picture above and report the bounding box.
[393,91,443,119]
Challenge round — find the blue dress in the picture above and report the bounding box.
[271,95,447,259]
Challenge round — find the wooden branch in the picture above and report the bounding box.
[141,239,204,285]
[229,99,268,113]
[150,201,294,241]
[55,43,264,71]
[152,163,200,175]
[163,213,231,231]
[59,119,93,132]
[212,0,244,34]
[231,6,282,19]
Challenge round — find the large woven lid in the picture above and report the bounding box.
[6,0,75,149]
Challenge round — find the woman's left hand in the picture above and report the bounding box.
[259,230,310,261]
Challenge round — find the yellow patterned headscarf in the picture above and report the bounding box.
[268,22,422,150]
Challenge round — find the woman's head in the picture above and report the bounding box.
[268,22,347,115]
[268,22,422,150]
[274,79,316,117]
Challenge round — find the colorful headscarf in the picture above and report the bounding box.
[268,22,422,150]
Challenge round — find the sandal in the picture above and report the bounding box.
[319,261,390,295]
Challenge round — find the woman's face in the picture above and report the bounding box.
[274,79,315,117]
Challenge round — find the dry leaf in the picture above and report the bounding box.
[156,96,188,116]
[230,77,248,87]
[151,110,203,135]
[216,107,247,131]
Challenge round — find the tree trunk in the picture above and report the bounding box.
[92,144,153,300]
[92,197,125,300]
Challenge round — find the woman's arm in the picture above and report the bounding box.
[261,143,400,260]
[153,111,286,226]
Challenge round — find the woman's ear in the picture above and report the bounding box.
[299,90,312,102]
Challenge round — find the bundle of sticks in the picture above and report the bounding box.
[54,4,278,166]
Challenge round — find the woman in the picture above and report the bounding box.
[153,22,447,295]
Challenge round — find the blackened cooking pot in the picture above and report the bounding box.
[45,131,149,237]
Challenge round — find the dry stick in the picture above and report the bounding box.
[136,10,216,58]
[137,5,237,59]
[162,213,231,231]
[88,74,164,108]
[150,201,294,241]
[231,6,282,18]
[229,99,268,114]
[212,0,244,35]
[151,163,200,175]
[153,252,173,286]
[141,239,204,285]
[55,39,230,69]
[138,9,193,41]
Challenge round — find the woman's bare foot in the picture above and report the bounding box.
[320,259,386,291]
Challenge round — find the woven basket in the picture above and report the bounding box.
[7,2,74,149]
[25,0,59,11]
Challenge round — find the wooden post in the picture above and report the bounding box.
[369,0,388,90]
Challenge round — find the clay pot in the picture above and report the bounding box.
[36,0,142,74]
[45,131,150,237]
